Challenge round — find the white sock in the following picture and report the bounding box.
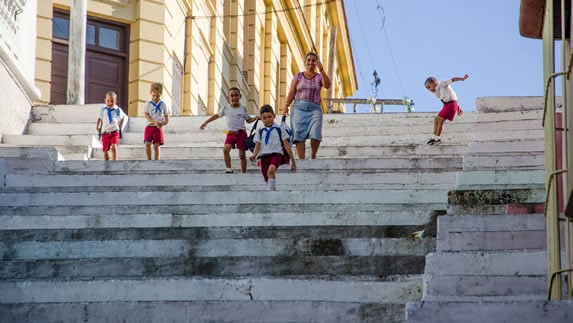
[268,179,276,191]
[437,136,441,140]
[226,168,232,172]
[434,135,439,140]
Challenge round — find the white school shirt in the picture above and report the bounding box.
[217,104,250,131]
[254,123,288,158]
[98,105,126,133]
[143,100,171,126]
[434,79,458,102]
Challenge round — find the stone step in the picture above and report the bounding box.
[438,214,545,233]
[406,300,573,323]
[0,203,447,217]
[0,276,422,304]
[90,144,468,160]
[424,250,546,276]
[0,300,406,323]
[2,134,100,147]
[2,172,458,191]
[423,275,546,299]
[462,153,545,171]
[468,140,544,154]
[0,210,435,230]
[447,188,546,215]
[52,158,463,175]
[455,170,545,188]
[476,96,549,113]
[0,189,449,207]
[477,109,543,123]
[474,119,543,132]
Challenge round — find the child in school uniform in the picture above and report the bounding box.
[250,105,296,191]
[143,82,171,160]
[425,74,469,145]
[200,87,258,173]
[96,91,126,160]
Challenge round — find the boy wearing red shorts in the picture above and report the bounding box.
[143,83,171,160]
[249,105,296,191]
[425,74,469,145]
[96,92,126,160]
[200,87,259,173]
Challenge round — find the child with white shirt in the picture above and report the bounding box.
[143,83,171,160]
[249,105,296,191]
[96,91,126,160]
[424,74,469,145]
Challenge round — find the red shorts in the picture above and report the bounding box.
[225,130,247,150]
[260,153,284,182]
[101,131,119,152]
[438,100,459,122]
[144,126,165,145]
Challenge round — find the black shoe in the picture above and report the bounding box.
[225,169,234,174]
[433,139,442,145]
[427,138,436,145]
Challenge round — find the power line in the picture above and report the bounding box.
[376,0,406,98]
[190,0,338,20]
[349,0,377,98]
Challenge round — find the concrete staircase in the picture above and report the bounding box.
[0,96,564,322]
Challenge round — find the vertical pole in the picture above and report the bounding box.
[326,26,337,105]
[544,0,562,300]
[67,0,87,105]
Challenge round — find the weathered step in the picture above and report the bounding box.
[53,158,462,175]
[0,210,436,230]
[467,140,544,154]
[476,96,549,113]
[463,153,545,171]
[90,144,469,160]
[2,134,100,147]
[423,275,546,299]
[0,189,449,207]
[2,172,458,191]
[406,300,573,323]
[436,214,546,251]
[0,276,422,304]
[447,188,546,215]
[0,300,406,323]
[456,170,545,189]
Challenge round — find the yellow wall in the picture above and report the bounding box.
[35,0,357,116]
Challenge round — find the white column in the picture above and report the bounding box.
[66,0,87,105]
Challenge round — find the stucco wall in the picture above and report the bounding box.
[0,61,32,140]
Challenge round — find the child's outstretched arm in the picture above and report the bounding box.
[199,115,219,130]
[96,118,102,132]
[451,74,469,82]
[283,139,297,172]
[249,142,261,161]
[246,115,260,123]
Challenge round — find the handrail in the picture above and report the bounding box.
[542,53,573,127]
[544,169,569,215]
[548,268,573,300]
[324,97,414,113]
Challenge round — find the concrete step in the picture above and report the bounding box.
[31,104,104,123]
[0,276,422,304]
[447,188,546,215]
[463,153,545,171]
[0,300,406,323]
[0,189,449,207]
[424,275,546,299]
[406,300,573,323]
[474,119,543,132]
[53,158,463,175]
[468,140,544,154]
[476,96,550,113]
[424,250,546,276]
[0,210,435,230]
[456,170,545,188]
[2,172,458,191]
[2,134,100,147]
[90,144,469,160]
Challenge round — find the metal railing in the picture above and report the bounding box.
[542,0,573,300]
[324,98,414,113]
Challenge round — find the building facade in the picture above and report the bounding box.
[33,0,357,117]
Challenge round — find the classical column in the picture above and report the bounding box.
[66,0,87,105]
[326,26,337,102]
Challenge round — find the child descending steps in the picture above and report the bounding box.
[250,105,296,191]
[424,74,469,145]
[200,87,259,173]
[143,83,171,160]
[96,91,127,161]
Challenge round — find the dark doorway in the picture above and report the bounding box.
[50,11,129,113]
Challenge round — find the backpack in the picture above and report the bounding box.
[246,119,260,153]
[280,115,294,145]
[258,126,290,165]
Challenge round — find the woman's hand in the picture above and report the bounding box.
[281,105,290,116]
[316,59,324,72]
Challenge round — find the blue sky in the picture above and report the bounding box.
[343,0,544,112]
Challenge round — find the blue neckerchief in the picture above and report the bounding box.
[106,107,114,123]
[260,126,279,144]
[150,100,163,114]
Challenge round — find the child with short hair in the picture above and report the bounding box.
[143,82,171,160]
[200,87,258,173]
[249,105,296,191]
[96,91,126,160]
[425,74,469,145]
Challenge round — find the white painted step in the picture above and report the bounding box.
[0,210,435,230]
[456,170,545,187]
[0,189,449,207]
[2,134,101,147]
[438,214,545,233]
[463,153,545,171]
[468,140,544,154]
[32,104,103,123]
[476,96,551,113]
[424,275,546,298]
[0,276,422,304]
[406,300,573,323]
[3,172,458,189]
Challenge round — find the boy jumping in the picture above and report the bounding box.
[425,74,469,145]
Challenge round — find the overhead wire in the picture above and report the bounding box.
[349,0,377,98]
